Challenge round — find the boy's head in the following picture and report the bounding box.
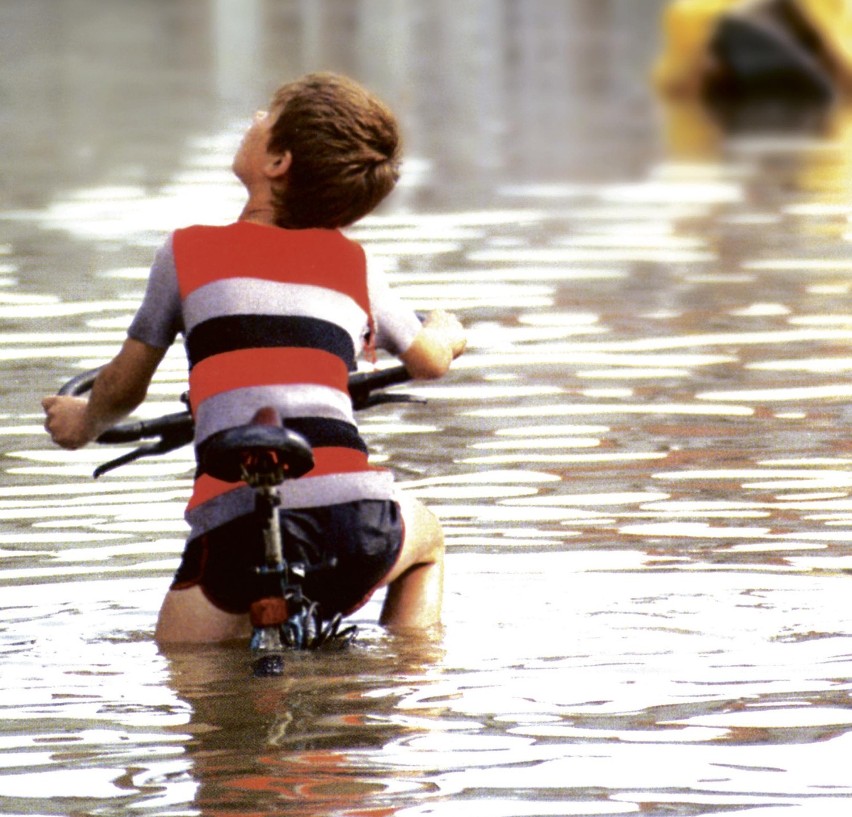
[266,72,401,229]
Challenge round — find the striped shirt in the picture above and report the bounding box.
[128,221,421,540]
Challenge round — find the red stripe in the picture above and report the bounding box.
[189,348,348,411]
[187,447,376,512]
[187,474,242,511]
[311,447,376,475]
[174,224,370,314]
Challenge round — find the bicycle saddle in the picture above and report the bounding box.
[199,407,314,484]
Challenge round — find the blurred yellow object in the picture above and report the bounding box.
[797,102,852,199]
[653,0,741,95]
[654,0,852,95]
[798,0,852,84]
[659,98,724,159]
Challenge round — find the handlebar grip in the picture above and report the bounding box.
[348,365,410,409]
[58,367,100,397]
[96,411,194,444]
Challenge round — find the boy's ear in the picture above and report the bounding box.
[265,150,292,180]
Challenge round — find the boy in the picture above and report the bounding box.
[42,72,466,643]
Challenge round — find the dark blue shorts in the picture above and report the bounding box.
[171,500,404,618]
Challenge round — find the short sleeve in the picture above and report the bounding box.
[127,234,183,349]
[366,252,421,356]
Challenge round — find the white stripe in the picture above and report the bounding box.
[183,278,368,342]
[185,470,397,539]
[193,384,356,446]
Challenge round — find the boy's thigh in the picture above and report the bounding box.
[155,586,251,644]
[379,493,444,587]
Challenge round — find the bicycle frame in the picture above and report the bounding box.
[58,363,416,675]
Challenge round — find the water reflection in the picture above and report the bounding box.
[158,635,448,815]
[3,0,852,815]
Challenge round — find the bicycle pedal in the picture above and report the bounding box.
[327,624,358,649]
[319,614,358,650]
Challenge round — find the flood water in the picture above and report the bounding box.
[2,1,852,814]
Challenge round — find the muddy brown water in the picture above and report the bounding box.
[1,1,851,815]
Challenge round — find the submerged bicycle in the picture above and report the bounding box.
[59,364,415,676]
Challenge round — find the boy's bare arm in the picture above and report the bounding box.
[42,338,166,450]
[400,309,466,380]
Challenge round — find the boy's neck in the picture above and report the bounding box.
[237,178,278,223]
[239,205,277,225]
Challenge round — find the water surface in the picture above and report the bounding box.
[2,1,852,815]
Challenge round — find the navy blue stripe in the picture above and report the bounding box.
[195,416,366,478]
[284,417,367,454]
[186,315,356,370]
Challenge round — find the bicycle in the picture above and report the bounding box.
[59,364,415,676]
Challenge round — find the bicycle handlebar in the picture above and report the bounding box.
[58,364,415,477]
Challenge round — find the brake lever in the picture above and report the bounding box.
[356,393,426,410]
[93,426,194,478]
[94,443,163,478]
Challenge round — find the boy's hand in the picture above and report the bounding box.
[42,395,93,450]
[42,338,166,451]
[401,309,467,379]
[422,309,466,359]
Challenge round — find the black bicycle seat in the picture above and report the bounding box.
[199,408,314,484]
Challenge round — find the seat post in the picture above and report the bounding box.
[197,408,318,673]
[258,483,284,575]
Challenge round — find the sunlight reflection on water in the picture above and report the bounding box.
[3,1,852,815]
